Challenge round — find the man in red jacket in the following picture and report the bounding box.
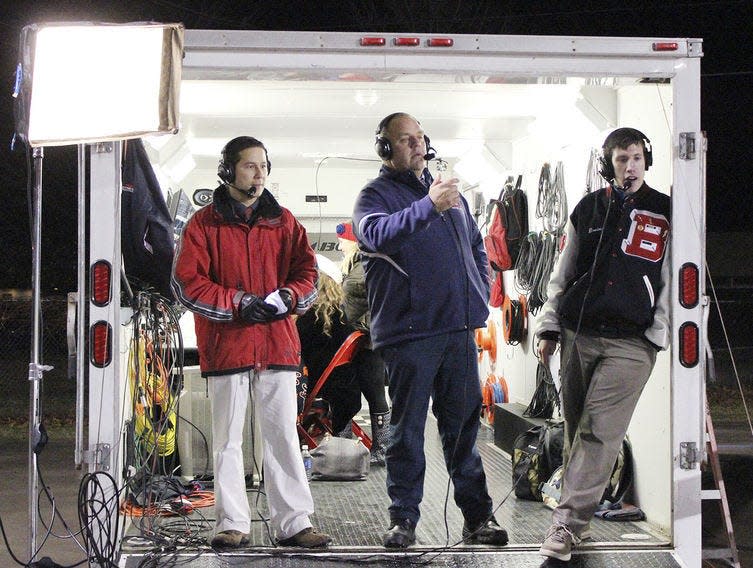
[172,136,330,549]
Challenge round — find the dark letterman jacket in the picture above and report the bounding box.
[352,166,490,349]
[536,182,671,349]
[171,185,318,376]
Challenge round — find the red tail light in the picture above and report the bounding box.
[679,322,699,368]
[90,321,112,368]
[90,260,112,307]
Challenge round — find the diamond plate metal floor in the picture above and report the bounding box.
[121,412,678,567]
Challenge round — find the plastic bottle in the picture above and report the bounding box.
[301,444,313,481]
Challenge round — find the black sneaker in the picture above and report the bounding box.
[382,518,416,548]
[462,516,509,545]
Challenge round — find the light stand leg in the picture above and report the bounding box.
[28,146,49,560]
[75,144,86,468]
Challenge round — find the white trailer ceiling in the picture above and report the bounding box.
[145,75,639,196]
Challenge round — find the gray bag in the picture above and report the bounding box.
[310,435,370,480]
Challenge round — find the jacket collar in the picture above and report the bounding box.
[379,165,433,194]
[212,184,283,224]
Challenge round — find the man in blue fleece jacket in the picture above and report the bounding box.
[352,112,508,549]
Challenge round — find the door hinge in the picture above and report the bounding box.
[679,132,697,160]
[94,142,114,154]
[83,443,111,471]
[680,441,699,470]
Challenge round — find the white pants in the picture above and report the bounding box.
[209,369,314,539]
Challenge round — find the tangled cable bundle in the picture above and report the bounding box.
[523,360,561,419]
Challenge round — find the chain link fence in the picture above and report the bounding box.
[0,296,75,422]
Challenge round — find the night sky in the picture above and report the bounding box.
[1,0,751,292]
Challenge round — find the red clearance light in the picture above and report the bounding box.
[652,42,679,51]
[679,262,699,309]
[90,321,112,368]
[90,260,112,307]
[428,38,454,47]
[394,37,420,46]
[679,322,699,368]
[360,37,386,46]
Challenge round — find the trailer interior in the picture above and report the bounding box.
[100,31,704,567]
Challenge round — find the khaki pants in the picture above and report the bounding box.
[552,328,656,534]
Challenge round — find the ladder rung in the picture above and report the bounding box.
[702,488,721,500]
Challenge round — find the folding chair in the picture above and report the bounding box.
[297,330,372,449]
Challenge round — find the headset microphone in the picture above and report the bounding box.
[423,136,437,161]
[226,182,257,198]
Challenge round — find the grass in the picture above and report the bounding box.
[707,383,753,424]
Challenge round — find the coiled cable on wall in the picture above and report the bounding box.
[586,147,603,194]
[527,232,559,315]
[502,294,528,345]
[537,161,568,234]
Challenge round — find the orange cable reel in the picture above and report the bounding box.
[475,319,498,363]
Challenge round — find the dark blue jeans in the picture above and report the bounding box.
[379,330,493,525]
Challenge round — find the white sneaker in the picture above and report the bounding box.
[540,523,579,561]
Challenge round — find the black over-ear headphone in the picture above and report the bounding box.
[217,136,271,184]
[598,127,652,182]
[374,113,435,161]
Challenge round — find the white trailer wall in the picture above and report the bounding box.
[481,81,674,533]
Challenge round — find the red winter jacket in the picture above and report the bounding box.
[171,186,317,376]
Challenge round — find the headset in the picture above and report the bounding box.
[598,127,652,183]
[374,112,436,161]
[217,136,272,185]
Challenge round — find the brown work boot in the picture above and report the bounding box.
[211,529,250,549]
[277,527,332,548]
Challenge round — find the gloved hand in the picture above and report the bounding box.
[278,289,293,315]
[264,289,293,318]
[238,293,278,323]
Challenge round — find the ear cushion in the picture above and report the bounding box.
[598,155,614,181]
[375,136,392,160]
[217,160,234,183]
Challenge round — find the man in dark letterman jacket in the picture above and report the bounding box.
[535,128,670,561]
[352,112,508,549]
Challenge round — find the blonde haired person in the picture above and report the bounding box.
[338,223,391,465]
[296,262,361,437]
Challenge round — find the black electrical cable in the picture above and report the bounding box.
[536,161,568,234]
[78,471,122,568]
[513,232,540,293]
[528,232,559,315]
[503,296,527,345]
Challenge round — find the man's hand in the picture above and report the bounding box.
[537,338,558,367]
[238,293,278,323]
[428,174,461,213]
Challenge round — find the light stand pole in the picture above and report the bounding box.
[28,146,52,559]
